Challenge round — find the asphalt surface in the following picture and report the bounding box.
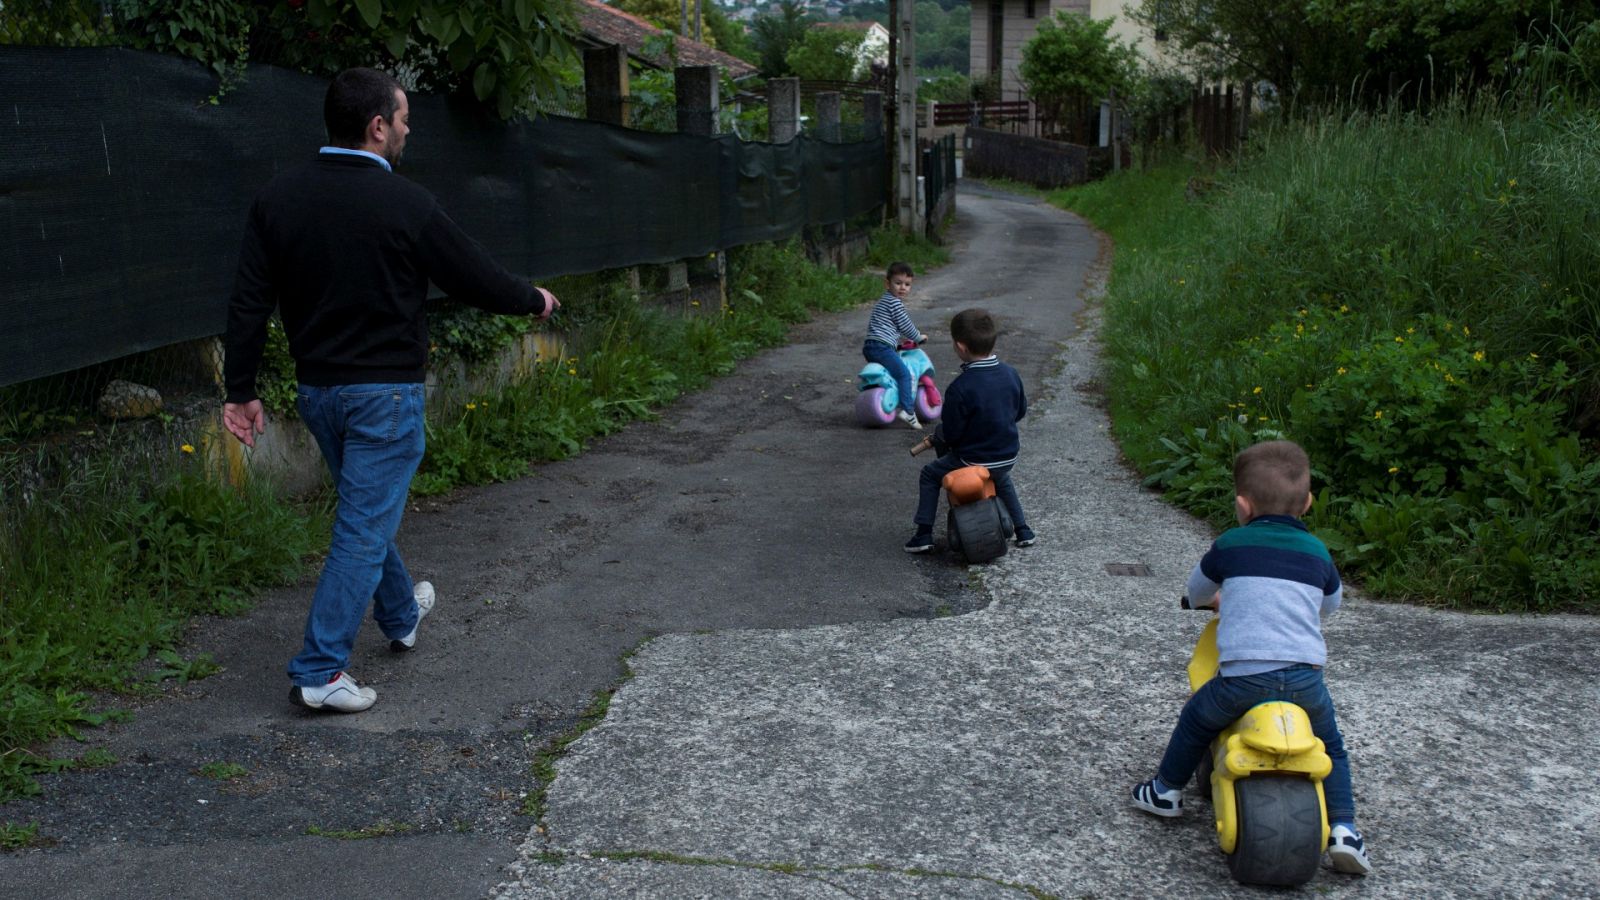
[0,183,1097,898]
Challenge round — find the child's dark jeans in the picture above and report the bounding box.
[863,339,915,415]
[915,452,1027,531]
[1156,663,1356,823]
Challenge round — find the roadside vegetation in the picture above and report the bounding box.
[0,228,946,809]
[1053,93,1600,612]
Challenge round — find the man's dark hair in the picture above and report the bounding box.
[950,308,998,356]
[886,261,915,279]
[324,68,403,147]
[1234,440,1311,515]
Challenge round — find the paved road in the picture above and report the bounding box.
[0,184,1097,898]
[493,196,1600,898]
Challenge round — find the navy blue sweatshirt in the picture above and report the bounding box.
[224,153,547,403]
[939,356,1026,466]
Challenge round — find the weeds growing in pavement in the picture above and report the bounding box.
[0,452,328,801]
[1052,95,1600,611]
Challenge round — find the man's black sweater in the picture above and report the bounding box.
[224,153,546,403]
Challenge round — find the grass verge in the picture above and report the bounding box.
[1049,99,1600,611]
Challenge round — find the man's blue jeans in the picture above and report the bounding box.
[289,384,426,687]
[914,453,1027,531]
[1156,663,1357,823]
[863,340,915,414]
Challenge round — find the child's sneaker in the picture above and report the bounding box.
[1327,824,1372,875]
[1014,526,1036,547]
[895,409,922,430]
[1131,779,1183,817]
[904,532,935,553]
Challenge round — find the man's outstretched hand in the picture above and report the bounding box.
[224,400,266,447]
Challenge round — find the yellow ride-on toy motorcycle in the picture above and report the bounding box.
[1182,594,1333,886]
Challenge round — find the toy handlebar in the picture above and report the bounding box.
[910,435,936,456]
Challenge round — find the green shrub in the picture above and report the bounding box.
[1055,100,1600,611]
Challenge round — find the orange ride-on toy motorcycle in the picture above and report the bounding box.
[1181,594,1332,886]
[910,435,1013,563]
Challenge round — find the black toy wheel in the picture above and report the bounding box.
[945,508,962,555]
[1227,775,1324,886]
[948,498,1009,563]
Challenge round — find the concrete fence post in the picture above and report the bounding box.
[769,77,801,142]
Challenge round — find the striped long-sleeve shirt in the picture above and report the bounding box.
[1185,514,1344,677]
[865,292,923,347]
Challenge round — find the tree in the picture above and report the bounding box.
[785,27,866,80]
[613,0,721,49]
[3,1,581,120]
[749,0,811,77]
[1017,11,1138,120]
[1131,0,1600,107]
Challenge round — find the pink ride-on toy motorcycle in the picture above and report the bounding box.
[855,340,943,427]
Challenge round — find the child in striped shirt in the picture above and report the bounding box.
[1130,439,1372,876]
[862,261,926,429]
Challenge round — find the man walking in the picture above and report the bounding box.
[222,67,559,712]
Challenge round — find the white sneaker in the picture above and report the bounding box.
[895,409,922,430]
[1327,824,1373,875]
[290,672,376,712]
[391,581,435,652]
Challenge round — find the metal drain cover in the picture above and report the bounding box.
[1104,563,1154,576]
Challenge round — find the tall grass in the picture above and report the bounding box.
[1053,98,1600,611]
[0,452,326,799]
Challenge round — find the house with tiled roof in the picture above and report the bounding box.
[575,0,759,80]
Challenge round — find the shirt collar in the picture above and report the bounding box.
[1246,514,1309,531]
[960,355,999,371]
[319,146,392,171]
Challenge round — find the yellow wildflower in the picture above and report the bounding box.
[1388,466,1399,474]
[1339,305,1349,313]
[1473,351,1485,361]
[1445,374,1455,383]
[1252,386,1263,394]
[1394,336,1405,343]
[1337,367,1348,375]
[466,403,477,411]
[1508,178,1518,188]
[1529,352,1539,360]
[568,368,578,375]
[1374,410,1384,419]
[1406,327,1415,334]
[1463,325,1471,336]
[181,444,195,454]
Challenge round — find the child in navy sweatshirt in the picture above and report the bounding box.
[905,308,1033,553]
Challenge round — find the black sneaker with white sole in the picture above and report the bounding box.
[1327,824,1373,875]
[1131,779,1183,817]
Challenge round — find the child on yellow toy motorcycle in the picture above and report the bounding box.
[1130,439,1372,876]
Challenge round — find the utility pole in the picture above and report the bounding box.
[895,0,918,234]
[695,0,702,42]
